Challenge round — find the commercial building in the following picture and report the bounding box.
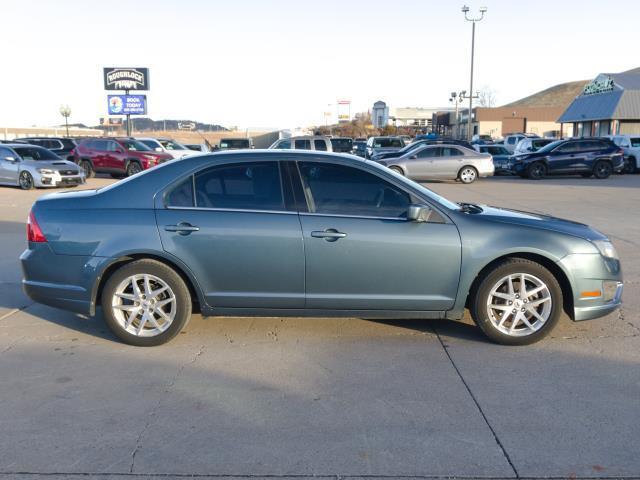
[1,125,101,140]
[433,80,587,139]
[371,101,389,128]
[558,67,640,136]
[390,107,454,131]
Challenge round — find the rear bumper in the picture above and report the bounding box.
[20,245,95,315]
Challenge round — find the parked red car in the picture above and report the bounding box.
[72,137,173,178]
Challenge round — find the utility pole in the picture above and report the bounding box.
[461,5,487,141]
[449,91,466,139]
[59,105,71,137]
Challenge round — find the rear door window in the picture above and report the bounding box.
[313,139,327,151]
[194,162,285,211]
[294,139,311,150]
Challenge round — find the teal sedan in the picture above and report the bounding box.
[21,151,623,346]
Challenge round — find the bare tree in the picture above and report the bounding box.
[477,87,497,107]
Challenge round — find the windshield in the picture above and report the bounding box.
[14,146,61,161]
[396,141,424,154]
[160,139,188,150]
[366,160,461,211]
[121,139,152,151]
[374,138,403,148]
[534,140,564,154]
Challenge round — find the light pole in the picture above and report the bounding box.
[461,5,487,141]
[449,91,466,139]
[59,105,71,137]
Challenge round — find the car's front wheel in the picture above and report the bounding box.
[470,258,563,345]
[389,166,404,176]
[19,171,34,190]
[527,162,546,180]
[101,259,192,346]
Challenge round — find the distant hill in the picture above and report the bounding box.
[95,118,227,132]
[502,80,589,108]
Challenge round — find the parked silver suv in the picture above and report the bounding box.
[606,134,640,173]
[0,144,85,190]
[269,136,333,151]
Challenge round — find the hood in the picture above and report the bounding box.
[471,205,608,241]
[24,159,79,171]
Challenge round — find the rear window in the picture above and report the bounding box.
[220,139,251,149]
[373,138,403,148]
[330,138,353,152]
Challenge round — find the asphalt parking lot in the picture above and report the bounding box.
[1,174,639,479]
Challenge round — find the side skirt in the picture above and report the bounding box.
[202,307,448,320]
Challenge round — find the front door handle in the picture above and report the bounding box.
[164,222,200,235]
[311,229,347,242]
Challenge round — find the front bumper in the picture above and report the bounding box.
[35,172,85,188]
[558,253,623,322]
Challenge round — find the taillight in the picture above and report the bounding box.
[27,210,47,243]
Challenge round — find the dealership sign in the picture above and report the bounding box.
[582,74,615,96]
[107,95,147,115]
[103,67,150,90]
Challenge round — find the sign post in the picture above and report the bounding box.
[103,67,150,136]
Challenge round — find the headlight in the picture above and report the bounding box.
[593,240,619,260]
[37,168,55,174]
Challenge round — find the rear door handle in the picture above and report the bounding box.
[311,229,347,242]
[164,222,200,235]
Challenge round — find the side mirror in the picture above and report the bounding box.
[406,204,432,223]
[155,147,163,152]
[3,156,17,162]
[410,154,418,159]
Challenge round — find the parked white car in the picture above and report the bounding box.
[503,133,539,153]
[513,137,556,156]
[606,135,640,173]
[137,138,193,159]
[269,136,333,152]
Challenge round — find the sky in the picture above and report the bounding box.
[1,0,639,130]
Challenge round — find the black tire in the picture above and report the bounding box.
[101,259,192,346]
[470,258,563,346]
[389,166,404,176]
[19,171,34,190]
[526,162,546,180]
[458,166,478,184]
[593,159,612,179]
[80,160,94,179]
[126,161,142,177]
[623,157,636,174]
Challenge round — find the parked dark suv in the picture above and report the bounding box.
[73,138,173,178]
[510,138,624,179]
[20,137,77,160]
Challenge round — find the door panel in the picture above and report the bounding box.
[300,214,461,310]
[157,209,305,308]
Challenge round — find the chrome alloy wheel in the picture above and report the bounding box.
[486,273,552,337]
[459,167,477,183]
[111,274,176,337]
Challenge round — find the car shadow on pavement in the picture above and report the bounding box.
[367,317,489,343]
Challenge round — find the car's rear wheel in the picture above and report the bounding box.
[593,160,612,179]
[19,171,34,190]
[101,260,192,346]
[527,162,546,180]
[389,166,404,176]
[470,258,563,345]
[458,166,478,184]
[126,161,142,177]
[80,160,94,179]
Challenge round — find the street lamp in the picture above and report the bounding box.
[449,91,466,139]
[59,105,71,137]
[461,5,487,141]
